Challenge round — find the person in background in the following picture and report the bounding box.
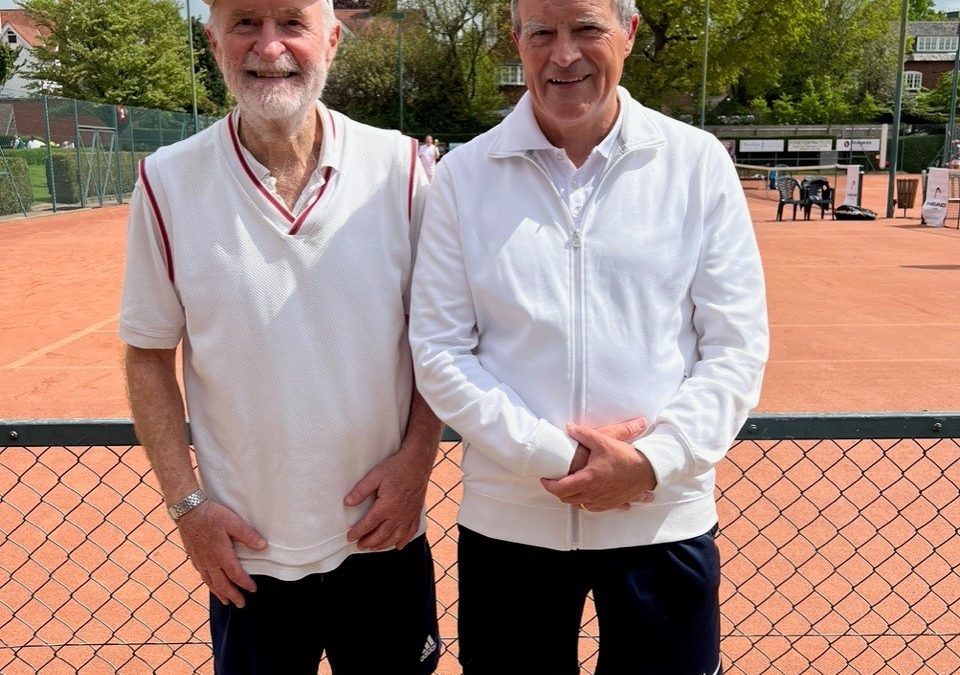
[419,134,440,181]
[120,0,442,672]
[409,0,769,672]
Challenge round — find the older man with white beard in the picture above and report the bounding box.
[119,0,442,672]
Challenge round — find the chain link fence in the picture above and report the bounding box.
[1,416,959,674]
[0,96,219,217]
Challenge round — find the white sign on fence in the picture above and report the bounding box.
[739,139,784,152]
[787,139,834,152]
[836,138,881,152]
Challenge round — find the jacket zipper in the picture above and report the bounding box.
[518,143,656,549]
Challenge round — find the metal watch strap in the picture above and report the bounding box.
[167,488,207,521]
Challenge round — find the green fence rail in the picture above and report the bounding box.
[2,415,959,674]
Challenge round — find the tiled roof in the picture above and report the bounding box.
[908,21,960,38]
[0,9,48,48]
[334,9,373,34]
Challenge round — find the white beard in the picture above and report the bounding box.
[225,52,328,126]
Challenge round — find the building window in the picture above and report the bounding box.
[904,71,923,91]
[6,33,17,44]
[916,35,959,52]
[499,64,524,86]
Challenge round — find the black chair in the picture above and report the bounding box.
[775,176,803,221]
[801,178,833,220]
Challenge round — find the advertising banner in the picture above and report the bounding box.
[843,166,861,207]
[921,168,949,228]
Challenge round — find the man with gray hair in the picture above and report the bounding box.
[410,0,768,672]
[120,0,441,671]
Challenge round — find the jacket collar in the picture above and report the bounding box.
[489,86,666,159]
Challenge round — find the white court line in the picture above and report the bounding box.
[772,323,960,328]
[774,358,960,363]
[13,366,117,370]
[4,314,119,369]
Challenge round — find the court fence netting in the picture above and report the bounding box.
[0,95,220,218]
[2,416,959,674]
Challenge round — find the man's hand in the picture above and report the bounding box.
[344,445,433,551]
[176,500,267,608]
[542,420,657,511]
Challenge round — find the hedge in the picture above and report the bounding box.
[46,150,151,204]
[0,157,34,215]
[898,135,944,173]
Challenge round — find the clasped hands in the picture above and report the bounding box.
[540,417,657,512]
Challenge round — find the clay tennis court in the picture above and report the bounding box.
[3,173,960,417]
[2,174,959,674]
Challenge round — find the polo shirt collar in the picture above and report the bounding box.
[230,99,342,180]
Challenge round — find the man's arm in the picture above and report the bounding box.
[125,345,266,607]
[409,160,579,480]
[546,138,768,505]
[344,388,441,550]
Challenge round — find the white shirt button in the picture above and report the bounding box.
[571,179,580,189]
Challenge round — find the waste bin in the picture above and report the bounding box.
[895,177,919,217]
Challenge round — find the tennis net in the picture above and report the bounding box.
[735,162,852,203]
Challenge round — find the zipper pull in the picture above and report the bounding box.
[571,229,582,248]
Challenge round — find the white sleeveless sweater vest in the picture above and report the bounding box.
[140,110,420,579]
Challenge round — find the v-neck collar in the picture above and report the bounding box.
[223,102,340,235]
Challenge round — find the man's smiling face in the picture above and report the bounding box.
[512,0,637,144]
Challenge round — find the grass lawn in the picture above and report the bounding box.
[26,163,50,202]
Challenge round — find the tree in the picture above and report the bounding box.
[21,0,201,110]
[776,0,900,103]
[0,42,21,92]
[909,0,941,20]
[625,0,817,112]
[324,3,505,134]
[191,17,231,114]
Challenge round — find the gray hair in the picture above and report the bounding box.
[510,0,637,34]
[207,0,336,32]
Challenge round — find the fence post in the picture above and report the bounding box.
[42,95,57,214]
[73,98,83,209]
[129,107,136,195]
[113,105,122,204]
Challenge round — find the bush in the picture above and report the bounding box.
[899,135,944,173]
[46,150,151,204]
[0,157,34,215]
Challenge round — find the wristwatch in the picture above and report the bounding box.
[167,488,207,521]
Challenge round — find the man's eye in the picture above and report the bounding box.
[236,18,255,27]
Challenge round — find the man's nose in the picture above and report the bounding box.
[551,31,581,68]
[253,24,287,61]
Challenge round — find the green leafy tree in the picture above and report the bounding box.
[22,0,201,110]
[0,42,22,92]
[909,0,941,20]
[776,0,899,108]
[625,0,816,112]
[191,17,231,114]
[325,3,504,134]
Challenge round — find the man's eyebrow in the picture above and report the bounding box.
[519,21,550,37]
[226,7,306,19]
[275,7,306,19]
[571,14,607,27]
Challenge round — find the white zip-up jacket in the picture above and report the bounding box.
[410,88,769,550]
